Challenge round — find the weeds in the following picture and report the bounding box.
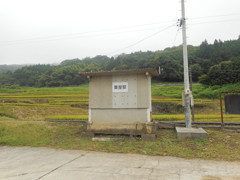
[50,99,88,103]
[3,103,70,108]
[0,94,88,98]
[43,114,240,123]
[153,114,240,122]
[45,115,88,120]
[0,121,239,161]
[0,116,14,120]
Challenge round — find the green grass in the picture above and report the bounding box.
[0,120,239,161]
[1,83,239,161]
[0,116,14,120]
[153,114,240,122]
[0,94,88,98]
[1,82,239,99]
[50,99,88,103]
[3,103,70,108]
[152,82,240,99]
[0,84,89,93]
[43,114,240,123]
[152,98,211,102]
[45,115,88,120]
[152,86,184,98]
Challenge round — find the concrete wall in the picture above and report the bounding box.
[112,74,138,108]
[137,74,149,108]
[91,108,148,125]
[89,76,112,108]
[89,74,150,108]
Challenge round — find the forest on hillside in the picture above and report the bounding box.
[0,37,240,87]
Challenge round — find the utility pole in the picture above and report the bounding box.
[181,0,191,128]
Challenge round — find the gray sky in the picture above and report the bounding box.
[0,0,240,65]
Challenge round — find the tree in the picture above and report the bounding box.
[1,37,240,87]
[199,58,240,85]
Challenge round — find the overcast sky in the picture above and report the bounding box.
[0,0,240,65]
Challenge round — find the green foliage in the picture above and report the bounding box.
[198,74,208,85]
[13,65,53,87]
[0,38,239,87]
[0,64,25,73]
[152,82,240,99]
[200,58,240,85]
[152,85,184,98]
[191,64,203,81]
[194,82,240,99]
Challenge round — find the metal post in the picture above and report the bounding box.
[189,68,195,122]
[220,92,224,129]
[181,0,191,128]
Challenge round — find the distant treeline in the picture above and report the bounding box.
[0,37,240,87]
[0,64,26,74]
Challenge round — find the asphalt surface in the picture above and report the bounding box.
[0,146,240,180]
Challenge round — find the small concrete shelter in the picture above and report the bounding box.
[79,68,158,136]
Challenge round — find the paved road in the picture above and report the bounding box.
[0,146,240,180]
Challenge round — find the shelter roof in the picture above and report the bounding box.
[79,68,159,77]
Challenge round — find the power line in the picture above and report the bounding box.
[172,28,181,47]
[107,24,176,56]
[1,20,177,45]
[1,13,239,47]
[189,13,240,20]
[190,69,240,73]
[189,18,240,26]
[0,25,176,46]
[2,12,240,45]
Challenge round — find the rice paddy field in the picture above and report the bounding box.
[1,83,240,161]
[0,82,239,123]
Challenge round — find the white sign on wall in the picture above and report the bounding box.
[112,82,128,92]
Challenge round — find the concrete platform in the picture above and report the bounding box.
[176,127,208,139]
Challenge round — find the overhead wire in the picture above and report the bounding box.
[1,12,239,59]
[172,19,182,46]
[191,69,240,72]
[0,20,177,45]
[172,28,181,46]
[188,18,240,26]
[171,14,240,47]
[0,25,176,46]
[2,12,240,46]
[188,13,240,20]
[107,24,176,56]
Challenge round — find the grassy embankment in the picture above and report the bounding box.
[0,120,239,161]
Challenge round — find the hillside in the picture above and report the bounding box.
[0,64,26,73]
[0,37,240,87]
